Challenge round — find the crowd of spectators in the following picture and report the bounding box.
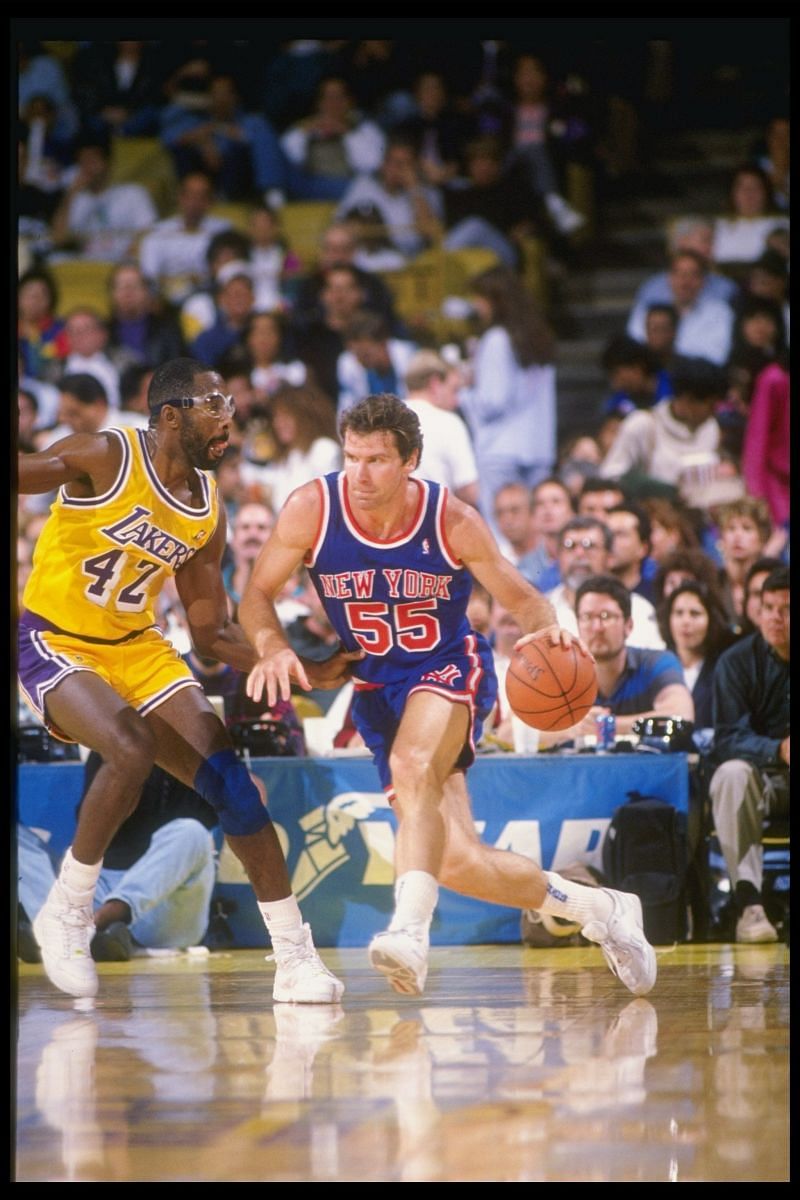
[16,36,789,945]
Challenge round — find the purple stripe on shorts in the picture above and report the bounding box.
[17,615,90,729]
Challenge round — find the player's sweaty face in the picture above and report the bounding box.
[342,430,415,507]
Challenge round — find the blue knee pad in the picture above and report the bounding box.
[194,750,270,837]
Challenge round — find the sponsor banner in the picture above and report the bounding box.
[17,754,690,946]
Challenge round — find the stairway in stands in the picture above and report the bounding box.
[553,126,761,447]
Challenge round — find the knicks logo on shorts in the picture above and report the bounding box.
[420,663,462,686]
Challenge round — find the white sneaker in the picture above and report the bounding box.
[545,192,587,235]
[735,904,779,944]
[269,923,344,1004]
[368,927,429,996]
[32,881,98,999]
[581,889,657,997]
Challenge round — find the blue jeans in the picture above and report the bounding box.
[444,217,518,269]
[18,820,216,949]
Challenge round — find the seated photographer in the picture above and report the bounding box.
[538,574,694,750]
[18,754,220,963]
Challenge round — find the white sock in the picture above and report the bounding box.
[388,870,439,936]
[539,871,613,925]
[258,894,305,944]
[60,847,102,906]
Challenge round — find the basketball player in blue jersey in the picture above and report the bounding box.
[17,357,354,1003]
[241,394,657,999]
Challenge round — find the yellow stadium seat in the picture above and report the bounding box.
[379,248,447,323]
[279,201,339,269]
[49,260,116,319]
[517,236,550,310]
[209,202,254,234]
[109,137,178,216]
[565,162,595,243]
[441,247,499,295]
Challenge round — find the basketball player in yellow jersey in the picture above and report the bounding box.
[18,357,354,1003]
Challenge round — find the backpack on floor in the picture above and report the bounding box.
[602,790,689,944]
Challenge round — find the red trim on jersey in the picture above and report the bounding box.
[304,477,330,567]
[436,486,463,569]
[340,475,427,547]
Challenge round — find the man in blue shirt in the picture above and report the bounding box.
[709,567,790,943]
[539,574,693,750]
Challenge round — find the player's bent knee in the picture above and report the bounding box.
[104,716,156,782]
[194,749,270,837]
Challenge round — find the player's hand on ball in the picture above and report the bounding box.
[515,623,593,660]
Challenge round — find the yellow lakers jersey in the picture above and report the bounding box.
[23,427,219,641]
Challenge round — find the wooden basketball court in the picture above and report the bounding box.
[14,942,788,1182]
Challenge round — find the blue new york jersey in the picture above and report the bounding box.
[307,473,478,687]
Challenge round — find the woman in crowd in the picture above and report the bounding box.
[461,264,557,526]
[242,310,308,404]
[712,164,789,270]
[658,580,737,731]
[651,546,727,614]
[18,268,69,384]
[642,497,702,564]
[240,383,341,512]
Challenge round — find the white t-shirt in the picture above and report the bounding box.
[406,398,478,494]
[240,438,342,511]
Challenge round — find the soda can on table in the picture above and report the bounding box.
[595,712,616,751]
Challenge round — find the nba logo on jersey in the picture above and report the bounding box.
[421,663,462,686]
[421,538,430,554]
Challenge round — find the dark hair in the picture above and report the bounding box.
[645,303,679,329]
[579,476,627,503]
[559,515,613,553]
[343,311,390,343]
[651,546,721,610]
[75,128,112,157]
[607,501,652,548]
[323,263,362,288]
[728,163,775,214]
[601,335,660,376]
[762,566,790,596]
[740,555,786,635]
[753,248,788,281]
[339,393,423,465]
[60,373,108,405]
[148,357,213,413]
[575,574,632,622]
[659,580,735,659]
[18,267,59,313]
[533,476,573,504]
[119,363,152,408]
[745,555,785,595]
[470,265,555,367]
[670,357,729,401]
[244,308,286,351]
[206,229,252,268]
[641,497,700,552]
[270,384,338,457]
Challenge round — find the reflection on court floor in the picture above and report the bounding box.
[15,943,788,1182]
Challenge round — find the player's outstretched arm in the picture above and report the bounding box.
[443,492,591,657]
[176,505,258,673]
[18,432,123,497]
[239,483,321,705]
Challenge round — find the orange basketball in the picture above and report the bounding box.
[505,640,597,732]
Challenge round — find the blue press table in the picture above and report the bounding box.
[17,752,690,947]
